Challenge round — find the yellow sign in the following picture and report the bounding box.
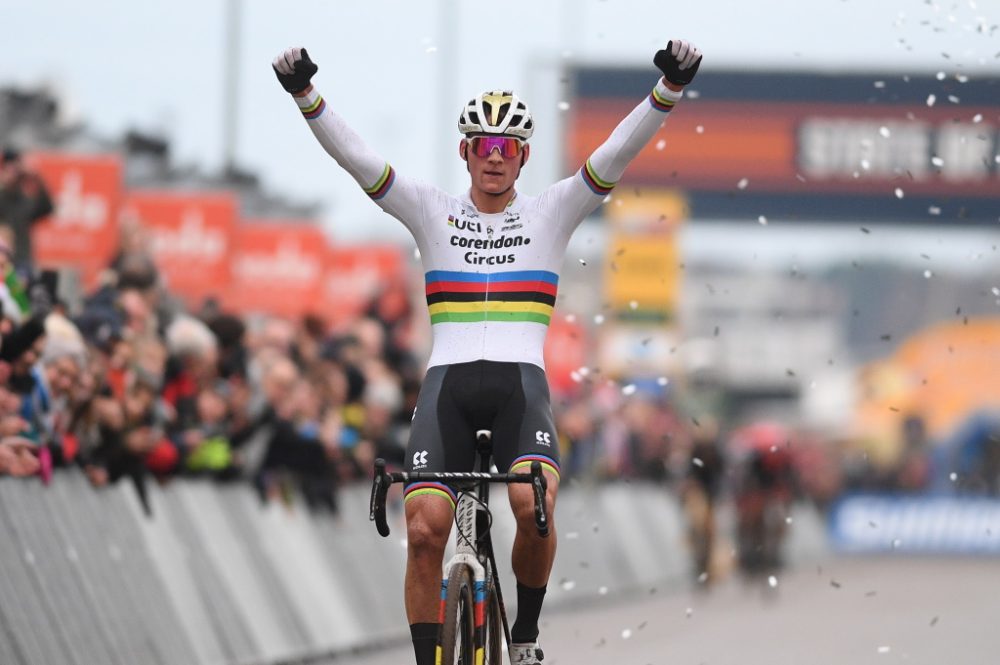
[605,235,680,316]
[605,188,688,232]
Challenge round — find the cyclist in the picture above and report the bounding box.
[274,38,702,665]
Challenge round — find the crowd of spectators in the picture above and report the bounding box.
[3,145,996,525]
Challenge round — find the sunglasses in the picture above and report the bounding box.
[467,136,525,159]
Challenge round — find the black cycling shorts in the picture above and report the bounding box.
[403,360,560,509]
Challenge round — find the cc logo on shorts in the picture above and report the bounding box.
[413,450,429,467]
[535,431,552,446]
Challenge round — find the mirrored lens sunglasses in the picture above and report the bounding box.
[468,136,524,159]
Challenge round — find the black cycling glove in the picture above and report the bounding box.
[273,48,318,94]
[654,40,702,87]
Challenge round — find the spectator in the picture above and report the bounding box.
[0,436,39,477]
[0,146,54,276]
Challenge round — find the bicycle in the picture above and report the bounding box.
[370,429,550,664]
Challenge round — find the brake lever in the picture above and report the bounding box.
[529,461,549,538]
[370,458,392,537]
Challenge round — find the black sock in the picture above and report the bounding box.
[510,582,547,644]
[410,622,439,665]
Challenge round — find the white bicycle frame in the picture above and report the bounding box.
[441,429,494,599]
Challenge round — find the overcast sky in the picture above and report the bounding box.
[1,0,997,244]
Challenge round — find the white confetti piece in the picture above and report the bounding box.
[950,472,959,481]
[879,126,891,138]
[927,94,937,106]
[758,215,768,226]
[621,383,636,396]
[768,575,778,588]
[629,300,638,310]
[657,377,669,386]
[929,206,941,215]
[578,258,587,266]
[924,270,933,279]
[931,156,945,167]
[655,139,666,151]
[737,177,749,190]
[877,646,891,654]
[425,46,438,54]
[621,629,632,639]
[594,314,605,325]
[565,314,576,323]
[695,125,705,134]
[561,579,577,591]
[693,457,704,467]
[557,101,571,111]
[894,188,905,199]
[685,607,694,618]
[598,586,609,595]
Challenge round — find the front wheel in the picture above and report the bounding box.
[439,564,476,665]
[484,581,503,664]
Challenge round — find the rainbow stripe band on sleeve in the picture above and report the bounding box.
[300,95,326,120]
[648,87,677,113]
[404,482,458,510]
[579,159,615,196]
[509,454,561,483]
[365,163,396,200]
[425,269,559,326]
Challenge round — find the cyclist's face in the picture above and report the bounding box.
[461,139,529,196]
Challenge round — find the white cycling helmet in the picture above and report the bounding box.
[458,90,534,140]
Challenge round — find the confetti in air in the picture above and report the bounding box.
[621,629,632,640]
[737,178,749,190]
[768,575,778,588]
[557,101,570,111]
[621,383,637,396]
[758,215,768,226]
[895,188,905,199]
[655,139,667,151]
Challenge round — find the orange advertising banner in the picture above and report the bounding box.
[226,221,327,317]
[322,245,405,325]
[121,191,237,305]
[27,153,122,285]
[544,317,589,397]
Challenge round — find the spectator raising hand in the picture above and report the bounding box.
[0,436,40,477]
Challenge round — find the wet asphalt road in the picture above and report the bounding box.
[345,555,999,665]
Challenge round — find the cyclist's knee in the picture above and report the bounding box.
[405,496,453,554]
[509,480,558,532]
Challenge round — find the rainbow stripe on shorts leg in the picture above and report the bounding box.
[404,482,457,510]
[579,159,615,196]
[510,454,561,482]
[648,86,677,113]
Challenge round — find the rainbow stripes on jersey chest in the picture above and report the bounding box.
[425,269,559,325]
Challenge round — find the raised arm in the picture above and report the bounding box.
[272,47,434,233]
[545,39,703,228]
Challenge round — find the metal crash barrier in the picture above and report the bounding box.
[0,473,827,665]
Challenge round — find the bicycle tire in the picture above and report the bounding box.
[484,581,503,664]
[439,564,476,665]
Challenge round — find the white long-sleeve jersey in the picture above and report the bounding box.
[293,81,682,370]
